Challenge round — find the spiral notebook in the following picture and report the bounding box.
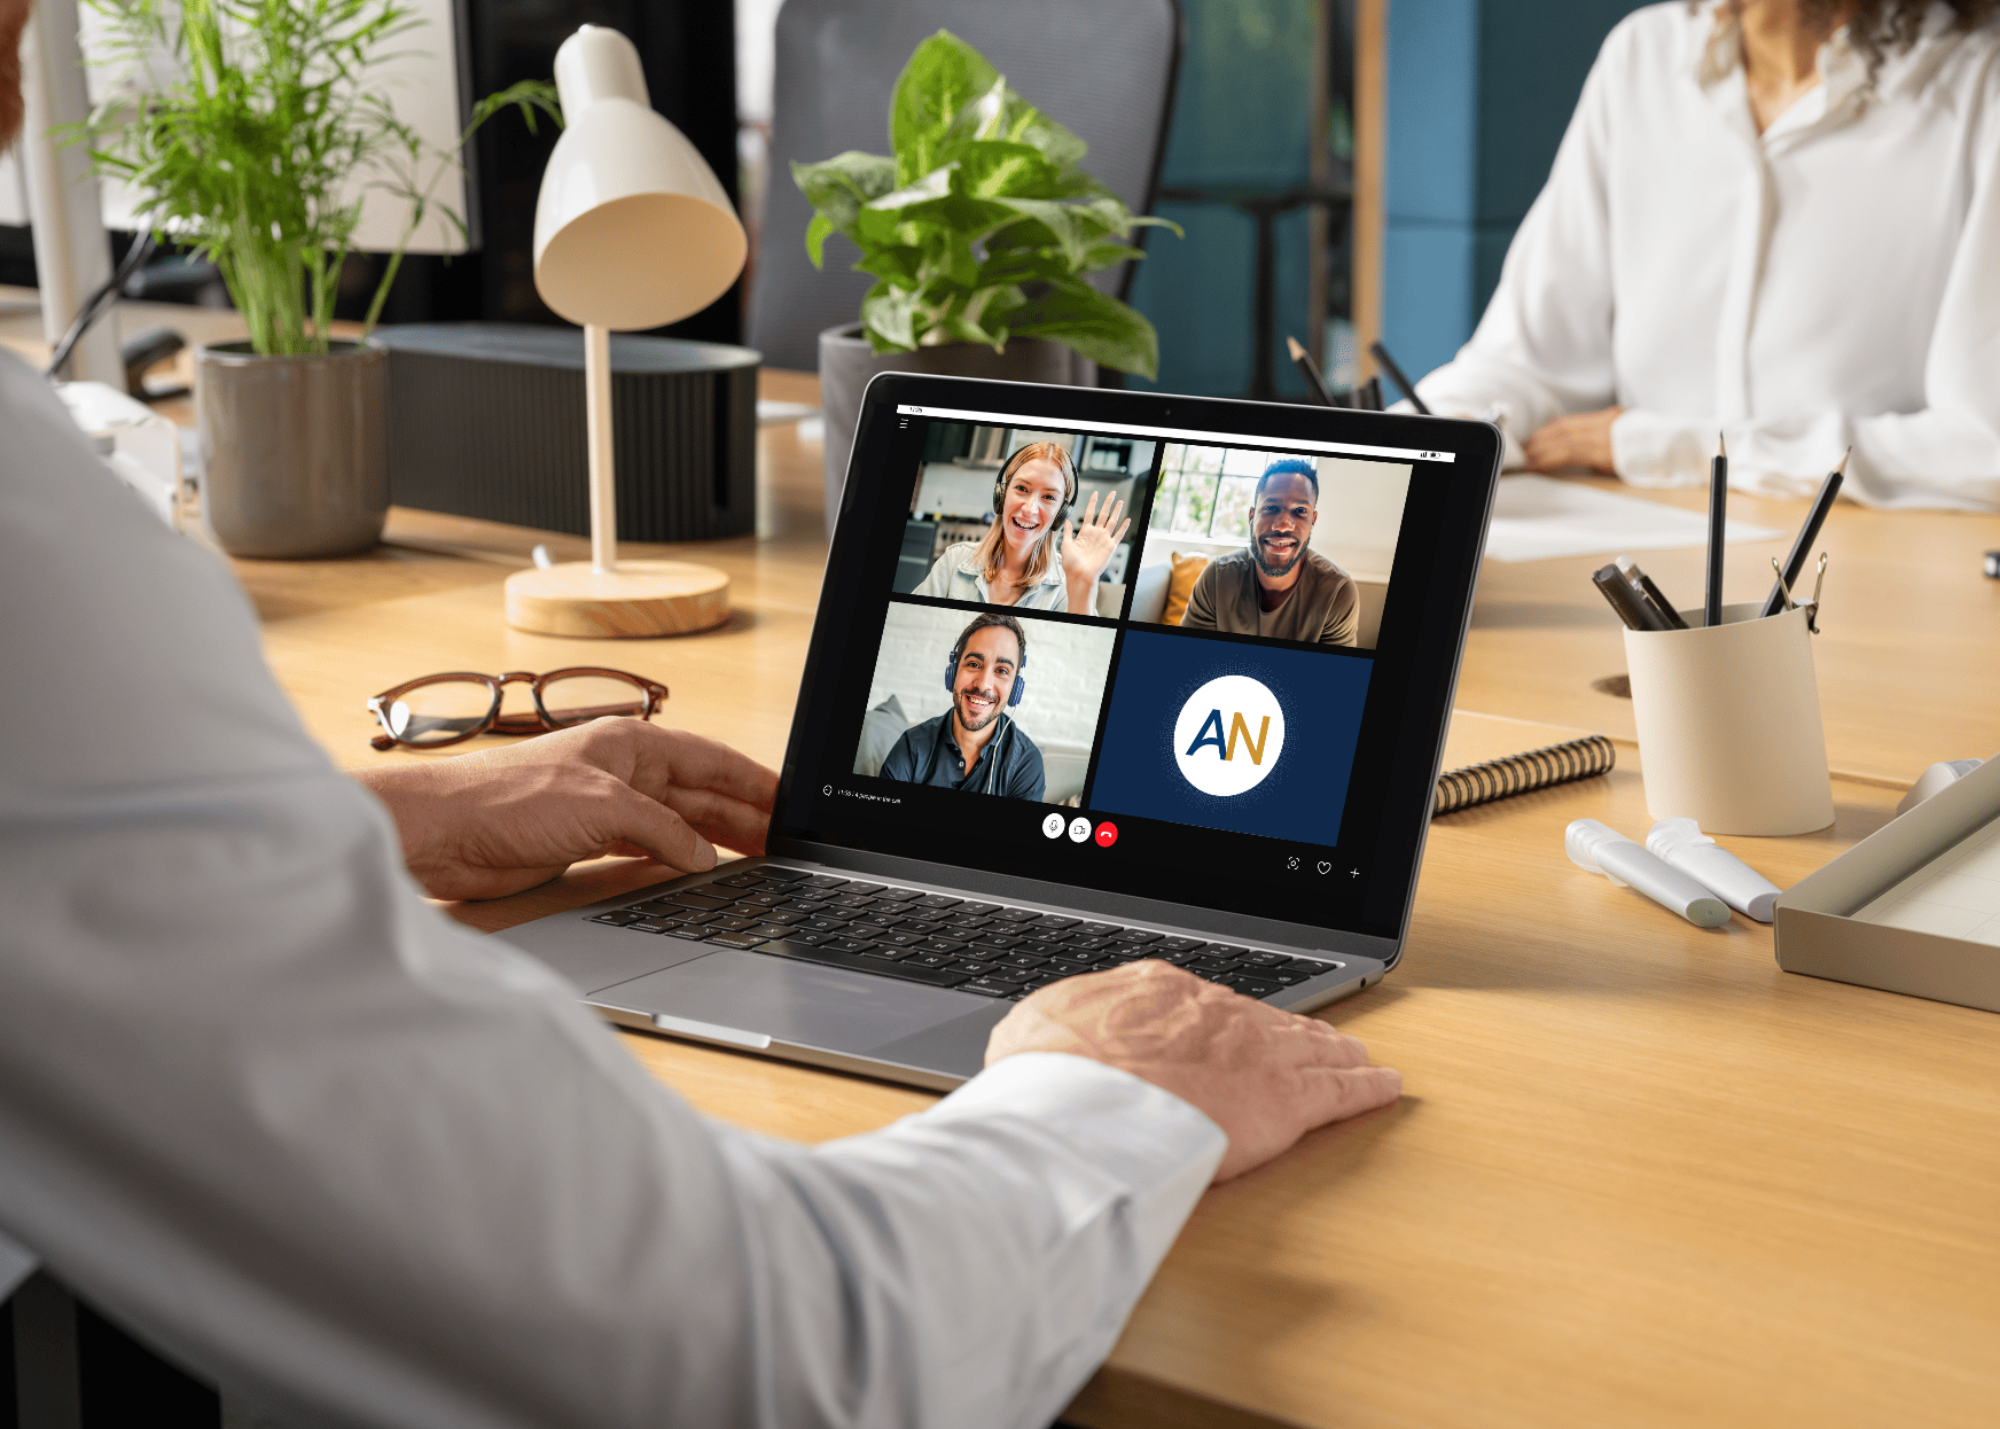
[1433,712,1617,817]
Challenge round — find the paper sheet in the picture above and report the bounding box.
[1483,474,1781,563]
[1853,813,2000,946]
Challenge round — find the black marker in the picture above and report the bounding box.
[1615,555,1688,629]
[1593,562,1671,631]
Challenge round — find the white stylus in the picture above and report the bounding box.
[1565,819,1730,927]
[1645,818,1783,923]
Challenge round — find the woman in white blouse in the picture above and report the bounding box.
[1415,0,2000,508]
[912,441,1131,612]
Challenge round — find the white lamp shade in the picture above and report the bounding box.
[532,27,747,330]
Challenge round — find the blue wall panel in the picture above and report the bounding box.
[1382,0,1644,380]
[1122,0,1319,396]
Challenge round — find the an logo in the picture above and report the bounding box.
[1173,675,1286,797]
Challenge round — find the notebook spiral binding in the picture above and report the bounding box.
[1433,734,1617,818]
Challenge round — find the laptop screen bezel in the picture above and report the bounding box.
[766,373,1501,967]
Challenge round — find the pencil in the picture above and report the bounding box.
[1368,341,1433,415]
[1758,449,1848,619]
[1285,336,1336,407]
[1706,433,1727,626]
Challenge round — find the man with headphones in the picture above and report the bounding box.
[911,441,1129,614]
[1182,458,1359,647]
[879,613,1048,800]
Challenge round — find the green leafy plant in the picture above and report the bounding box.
[792,31,1176,379]
[74,0,559,356]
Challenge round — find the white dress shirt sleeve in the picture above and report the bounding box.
[1611,75,2000,509]
[1413,8,2000,509]
[0,352,1224,1429]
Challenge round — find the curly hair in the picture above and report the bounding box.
[1717,0,2000,78]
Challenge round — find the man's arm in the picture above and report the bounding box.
[877,724,925,784]
[1179,561,1222,630]
[1320,575,1360,647]
[0,352,1398,1429]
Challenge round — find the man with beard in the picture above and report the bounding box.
[1182,459,1358,646]
[880,613,1047,800]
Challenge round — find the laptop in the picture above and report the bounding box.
[498,375,1500,1090]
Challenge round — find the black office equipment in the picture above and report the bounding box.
[1368,340,1431,415]
[372,324,758,541]
[1706,434,1728,626]
[1759,451,1847,618]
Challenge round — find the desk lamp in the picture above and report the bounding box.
[504,26,748,637]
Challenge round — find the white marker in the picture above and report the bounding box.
[1565,819,1729,927]
[1645,818,1783,923]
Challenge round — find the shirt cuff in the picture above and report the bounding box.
[1610,409,1711,487]
[928,1052,1226,1261]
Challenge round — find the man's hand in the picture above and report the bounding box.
[987,961,1401,1181]
[1523,406,1624,474]
[353,720,777,901]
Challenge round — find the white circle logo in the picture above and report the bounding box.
[1042,812,1066,839]
[1067,816,1092,843]
[1173,675,1286,797]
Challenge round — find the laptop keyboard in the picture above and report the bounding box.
[586,866,1341,1002]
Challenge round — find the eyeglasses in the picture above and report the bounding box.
[364,668,670,751]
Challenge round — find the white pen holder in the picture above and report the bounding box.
[1623,602,1834,835]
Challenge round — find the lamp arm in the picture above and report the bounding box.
[585,323,617,573]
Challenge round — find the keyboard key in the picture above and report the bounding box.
[820,936,877,955]
[1036,916,1078,930]
[628,919,678,934]
[740,892,787,908]
[1157,937,1205,953]
[958,901,998,915]
[1001,952,1049,969]
[1160,950,1205,966]
[664,925,712,941]
[799,917,849,933]
[1187,956,1242,973]
[874,886,924,902]
[750,924,799,941]
[845,882,885,895]
[1222,974,1284,999]
[754,909,804,925]
[1293,958,1337,976]
[757,867,810,882]
[1043,959,1093,978]
[967,941,1018,960]
[668,891,733,912]
[1266,967,1315,986]
[875,931,924,947]
[710,915,760,932]
[756,939,968,989]
[670,910,718,926]
[784,929,831,946]
[805,875,848,890]
[904,952,956,968]
[1114,930,1163,945]
[706,931,770,950]
[1202,944,1249,959]
[987,966,1038,984]
[918,894,964,910]
[994,908,1042,922]
[716,874,768,889]
[591,910,642,926]
[1239,952,1292,968]
[1076,922,1120,936]
[948,959,996,974]
[912,938,966,956]
[961,979,1017,998]
[852,911,902,927]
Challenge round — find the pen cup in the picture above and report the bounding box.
[1623,603,1834,835]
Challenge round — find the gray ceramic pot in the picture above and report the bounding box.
[196,340,388,558]
[817,325,1094,536]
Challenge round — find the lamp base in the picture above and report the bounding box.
[504,560,730,638]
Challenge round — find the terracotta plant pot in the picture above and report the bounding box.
[196,340,388,558]
[817,324,1094,536]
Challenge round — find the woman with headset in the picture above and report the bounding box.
[912,442,1132,613]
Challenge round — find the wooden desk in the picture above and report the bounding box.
[30,341,2000,1426]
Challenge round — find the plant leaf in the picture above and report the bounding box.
[890,32,999,187]
[792,150,897,239]
[805,212,835,268]
[1008,276,1160,378]
[861,283,922,350]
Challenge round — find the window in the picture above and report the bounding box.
[1154,444,1268,542]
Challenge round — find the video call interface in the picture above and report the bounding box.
[789,400,1465,934]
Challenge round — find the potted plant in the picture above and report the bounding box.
[77,0,556,558]
[792,30,1175,520]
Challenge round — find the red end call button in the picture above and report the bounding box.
[1094,822,1118,848]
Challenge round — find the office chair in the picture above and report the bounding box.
[746,0,1183,373]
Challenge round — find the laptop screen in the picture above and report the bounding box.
[772,377,1496,947]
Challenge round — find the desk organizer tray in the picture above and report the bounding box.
[1776,755,2000,1012]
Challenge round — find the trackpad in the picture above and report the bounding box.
[592,951,983,1055]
